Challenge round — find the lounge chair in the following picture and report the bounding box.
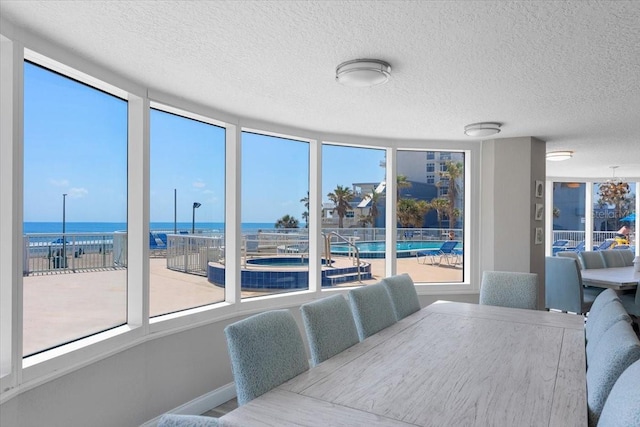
[416,240,460,265]
[551,239,570,255]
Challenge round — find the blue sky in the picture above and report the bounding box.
[23,62,386,224]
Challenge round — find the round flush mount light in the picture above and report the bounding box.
[336,59,391,87]
[464,122,501,137]
[546,151,574,161]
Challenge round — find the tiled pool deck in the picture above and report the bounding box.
[22,256,462,356]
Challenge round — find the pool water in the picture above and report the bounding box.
[331,240,462,259]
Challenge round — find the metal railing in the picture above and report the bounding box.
[325,231,361,282]
[23,233,121,275]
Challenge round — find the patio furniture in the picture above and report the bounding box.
[416,240,460,265]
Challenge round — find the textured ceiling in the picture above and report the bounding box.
[1,0,639,180]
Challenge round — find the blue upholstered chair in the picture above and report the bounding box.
[224,310,309,405]
[580,251,607,269]
[300,294,359,366]
[381,273,421,320]
[545,256,599,315]
[597,359,640,427]
[479,271,538,310]
[586,299,632,361]
[556,250,583,269]
[620,285,640,317]
[616,249,635,266]
[158,414,218,427]
[348,283,397,341]
[586,321,640,427]
[600,250,626,268]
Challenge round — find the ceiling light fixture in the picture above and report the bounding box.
[546,151,574,161]
[336,59,391,87]
[463,122,501,137]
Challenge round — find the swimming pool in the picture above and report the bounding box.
[331,240,462,258]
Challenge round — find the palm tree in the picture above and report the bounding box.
[397,199,431,228]
[396,175,412,200]
[438,161,463,228]
[275,214,299,229]
[300,191,309,228]
[430,198,450,230]
[368,191,382,227]
[327,185,355,228]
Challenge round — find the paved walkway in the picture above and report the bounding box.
[22,256,462,356]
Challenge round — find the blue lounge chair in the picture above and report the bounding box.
[551,239,570,255]
[150,232,167,256]
[416,241,460,265]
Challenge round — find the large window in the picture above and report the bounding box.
[396,150,464,283]
[150,108,226,316]
[23,61,128,356]
[322,144,386,287]
[241,132,310,298]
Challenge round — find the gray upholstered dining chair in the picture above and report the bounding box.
[479,271,538,310]
[585,299,632,362]
[224,310,309,405]
[620,285,640,317]
[580,251,606,269]
[600,250,626,268]
[348,282,397,341]
[617,248,635,266]
[300,294,359,366]
[586,321,640,427]
[556,251,583,269]
[545,256,599,315]
[158,414,218,427]
[597,359,640,427]
[381,273,421,320]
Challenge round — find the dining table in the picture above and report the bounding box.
[219,301,587,427]
[581,266,640,291]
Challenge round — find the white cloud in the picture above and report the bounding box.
[193,180,206,188]
[68,187,88,198]
[49,178,69,187]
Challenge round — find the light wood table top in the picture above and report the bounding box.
[220,301,587,427]
[581,266,640,290]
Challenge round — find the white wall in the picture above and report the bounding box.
[480,137,546,308]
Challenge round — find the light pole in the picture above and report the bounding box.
[62,193,67,266]
[192,202,201,234]
[174,189,177,234]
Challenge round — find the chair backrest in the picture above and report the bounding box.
[552,239,569,247]
[224,310,309,405]
[556,251,583,269]
[545,256,587,314]
[580,251,606,269]
[381,273,420,320]
[597,359,640,427]
[616,249,635,266]
[595,239,616,250]
[300,294,359,366]
[158,414,219,426]
[348,283,397,341]
[572,241,586,252]
[439,240,458,253]
[586,321,640,427]
[600,250,626,268]
[585,299,632,359]
[479,271,538,310]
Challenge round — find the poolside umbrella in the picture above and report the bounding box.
[620,213,635,222]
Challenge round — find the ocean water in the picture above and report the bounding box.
[23,222,279,234]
